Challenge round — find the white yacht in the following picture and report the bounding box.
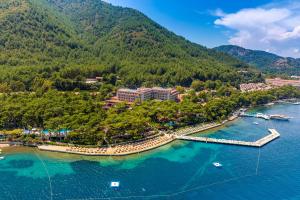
[270,114,291,121]
[0,156,5,160]
[256,113,270,120]
[253,122,259,125]
[213,162,222,168]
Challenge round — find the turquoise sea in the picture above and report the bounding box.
[1,104,300,200]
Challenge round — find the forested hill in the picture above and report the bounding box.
[0,0,261,91]
[214,45,300,75]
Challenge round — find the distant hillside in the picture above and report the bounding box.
[214,45,300,75]
[0,0,261,91]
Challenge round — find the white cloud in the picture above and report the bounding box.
[214,2,300,58]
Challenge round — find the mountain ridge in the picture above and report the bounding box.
[0,0,261,90]
[214,45,300,75]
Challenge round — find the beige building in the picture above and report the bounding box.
[117,87,179,102]
[117,89,141,102]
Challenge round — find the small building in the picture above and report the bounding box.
[85,78,98,84]
[96,77,103,81]
[104,96,133,109]
[291,76,300,79]
[23,128,41,135]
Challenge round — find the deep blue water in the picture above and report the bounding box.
[0,104,300,200]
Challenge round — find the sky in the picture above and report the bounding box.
[104,0,300,58]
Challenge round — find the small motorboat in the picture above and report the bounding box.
[293,102,300,105]
[253,122,259,125]
[110,181,120,188]
[213,162,222,168]
[0,156,5,160]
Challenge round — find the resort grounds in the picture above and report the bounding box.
[38,121,227,156]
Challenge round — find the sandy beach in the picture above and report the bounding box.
[38,120,231,156]
[38,134,175,156]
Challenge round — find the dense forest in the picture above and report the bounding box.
[0,0,262,91]
[1,86,299,145]
[1,0,298,146]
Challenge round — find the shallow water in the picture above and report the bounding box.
[0,104,300,200]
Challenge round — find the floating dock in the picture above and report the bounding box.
[175,129,280,147]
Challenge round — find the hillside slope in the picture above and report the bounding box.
[0,0,260,90]
[215,45,300,75]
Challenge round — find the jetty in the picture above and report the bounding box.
[175,129,280,147]
[240,112,270,120]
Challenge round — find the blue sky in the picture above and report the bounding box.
[105,0,300,58]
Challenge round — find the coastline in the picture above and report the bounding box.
[1,101,298,200]
[37,118,236,156]
[2,94,296,157]
[38,134,175,156]
[33,100,293,157]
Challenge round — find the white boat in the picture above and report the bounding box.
[213,162,222,168]
[110,181,120,188]
[0,156,5,160]
[270,114,291,121]
[256,113,270,120]
[253,122,259,125]
[293,102,300,105]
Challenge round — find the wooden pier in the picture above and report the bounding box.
[175,129,280,147]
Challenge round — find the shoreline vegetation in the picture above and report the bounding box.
[1,86,300,156]
[37,122,226,156]
[1,121,226,156]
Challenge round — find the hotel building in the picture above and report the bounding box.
[116,89,141,102]
[117,87,179,102]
